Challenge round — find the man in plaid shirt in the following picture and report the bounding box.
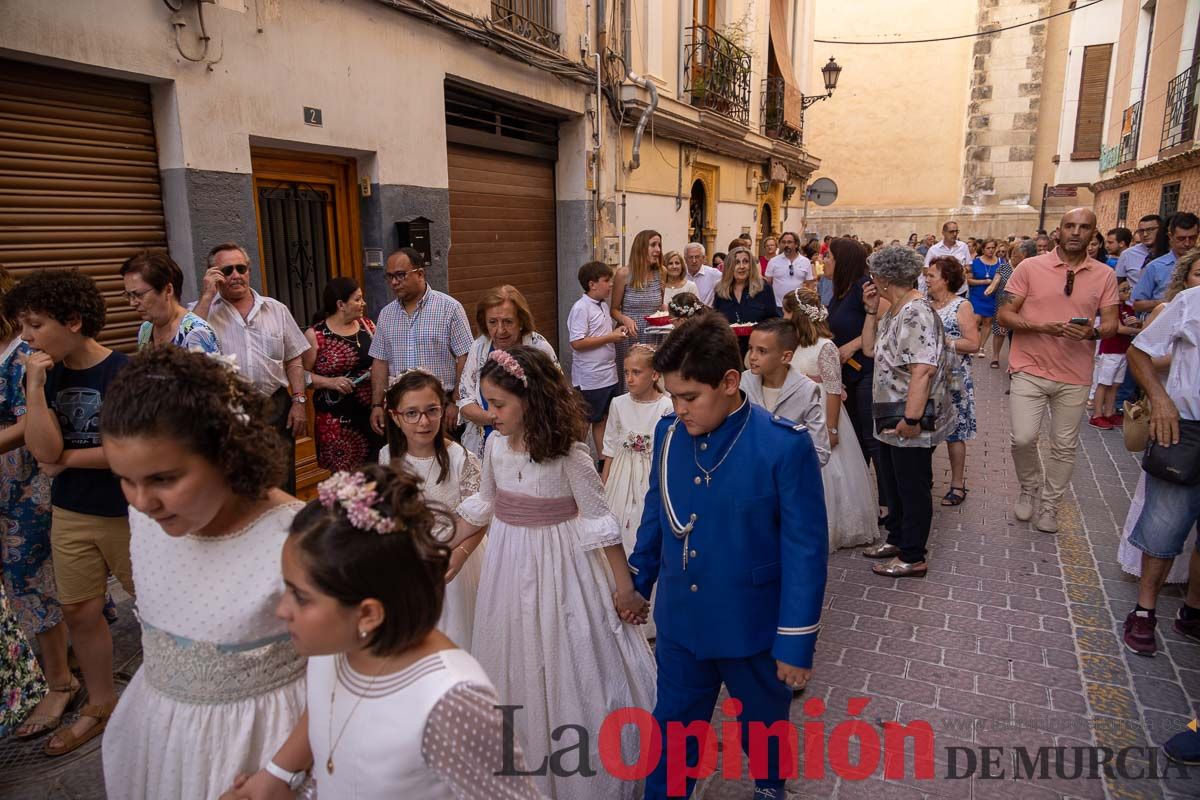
[369,247,473,433]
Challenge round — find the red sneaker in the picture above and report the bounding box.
[1124,609,1157,656]
[1108,414,1124,427]
[1089,416,1114,430]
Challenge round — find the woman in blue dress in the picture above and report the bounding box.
[0,266,78,740]
[968,238,1002,360]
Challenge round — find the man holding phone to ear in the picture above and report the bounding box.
[996,208,1119,533]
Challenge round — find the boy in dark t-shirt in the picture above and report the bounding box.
[4,268,131,756]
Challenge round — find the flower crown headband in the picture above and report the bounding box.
[789,289,828,323]
[487,349,527,386]
[318,471,399,535]
[668,299,704,317]
[387,367,437,391]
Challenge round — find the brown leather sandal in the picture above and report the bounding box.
[44,699,116,757]
[872,557,928,578]
[14,676,83,740]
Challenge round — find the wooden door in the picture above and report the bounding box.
[250,149,362,498]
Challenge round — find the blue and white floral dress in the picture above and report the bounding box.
[934,297,977,443]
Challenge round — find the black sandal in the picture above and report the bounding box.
[990,360,1000,369]
[941,486,968,506]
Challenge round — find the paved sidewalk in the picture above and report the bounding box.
[2,365,1196,800]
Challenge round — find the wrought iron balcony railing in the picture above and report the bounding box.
[1162,61,1200,151]
[1117,101,1141,167]
[761,75,803,146]
[684,24,752,126]
[491,0,559,50]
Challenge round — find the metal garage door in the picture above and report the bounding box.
[447,143,559,352]
[0,58,167,351]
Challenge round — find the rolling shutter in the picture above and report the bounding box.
[0,58,167,351]
[447,144,559,352]
[1071,44,1113,161]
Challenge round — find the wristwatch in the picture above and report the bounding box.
[291,393,307,405]
[829,427,839,435]
[265,760,306,791]
[903,416,921,427]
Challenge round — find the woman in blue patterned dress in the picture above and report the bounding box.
[120,252,220,353]
[0,266,78,739]
[925,257,978,507]
[612,229,664,390]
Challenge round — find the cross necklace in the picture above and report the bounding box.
[692,410,750,488]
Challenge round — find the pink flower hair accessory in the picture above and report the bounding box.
[317,471,399,535]
[488,349,528,386]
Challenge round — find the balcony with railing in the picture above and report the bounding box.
[1117,101,1141,168]
[491,0,559,50]
[1162,61,1200,151]
[761,75,803,146]
[684,25,752,126]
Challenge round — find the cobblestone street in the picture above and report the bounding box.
[2,365,1197,800]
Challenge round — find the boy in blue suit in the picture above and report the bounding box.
[626,314,828,799]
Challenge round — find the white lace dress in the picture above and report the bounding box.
[457,435,657,800]
[103,504,307,800]
[380,442,485,651]
[791,338,879,552]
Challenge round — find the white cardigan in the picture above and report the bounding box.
[457,332,558,457]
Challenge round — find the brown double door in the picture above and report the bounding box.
[447,143,559,351]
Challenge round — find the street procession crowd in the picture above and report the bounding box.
[0,202,1198,799]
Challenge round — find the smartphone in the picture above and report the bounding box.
[1068,317,1090,326]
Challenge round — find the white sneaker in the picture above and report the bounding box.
[1014,491,1037,522]
[1035,506,1059,533]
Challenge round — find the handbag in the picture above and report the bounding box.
[1142,418,1200,486]
[1122,398,1151,453]
[873,399,936,433]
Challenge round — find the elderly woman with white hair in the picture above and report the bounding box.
[859,245,956,578]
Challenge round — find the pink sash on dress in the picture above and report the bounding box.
[494,490,579,527]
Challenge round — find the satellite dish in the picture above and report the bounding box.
[807,177,838,207]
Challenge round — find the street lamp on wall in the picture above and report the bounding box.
[801,57,843,110]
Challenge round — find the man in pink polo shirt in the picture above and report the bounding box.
[996,208,1119,533]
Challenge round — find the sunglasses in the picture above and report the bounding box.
[220,263,250,277]
[1064,269,1075,297]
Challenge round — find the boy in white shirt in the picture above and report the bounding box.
[567,261,631,456]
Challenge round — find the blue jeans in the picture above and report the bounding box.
[1115,366,1139,409]
[1129,473,1200,558]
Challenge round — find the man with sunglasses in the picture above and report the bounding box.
[764,231,815,307]
[996,208,1119,533]
[368,247,472,436]
[921,221,970,296]
[192,241,311,493]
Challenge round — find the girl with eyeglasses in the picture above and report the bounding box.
[380,370,485,653]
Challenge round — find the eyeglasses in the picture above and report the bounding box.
[123,287,155,303]
[389,405,444,424]
[1064,269,1076,297]
[219,263,250,277]
[385,268,421,283]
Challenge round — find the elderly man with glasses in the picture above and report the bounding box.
[921,221,970,296]
[996,208,1119,534]
[368,247,473,436]
[192,240,310,493]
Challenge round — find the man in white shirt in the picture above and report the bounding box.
[1121,285,1200,657]
[683,242,722,305]
[192,241,311,493]
[922,221,970,296]
[764,231,816,307]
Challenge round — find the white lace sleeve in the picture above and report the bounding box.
[422,682,543,799]
[817,341,843,396]
[455,437,495,527]
[563,441,622,550]
[457,341,483,409]
[459,450,482,497]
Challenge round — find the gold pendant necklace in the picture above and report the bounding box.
[326,656,384,774]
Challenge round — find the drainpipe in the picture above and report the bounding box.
[627,71,658,171]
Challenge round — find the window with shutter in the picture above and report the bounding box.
[1072,44,1114,161]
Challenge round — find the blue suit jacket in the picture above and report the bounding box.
[629,400,828,668]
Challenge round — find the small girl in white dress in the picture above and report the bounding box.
[380,370,484,651]
[783,289,879,552]
[98,347,306,800]
[454,347,657,800]
[223,464,541,799]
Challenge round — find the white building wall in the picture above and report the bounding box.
[1053,0,1123,187]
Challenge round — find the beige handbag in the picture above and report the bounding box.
[1123,398,1151,453]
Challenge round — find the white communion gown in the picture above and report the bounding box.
[381,442,485,651]
[791,338,879,551]
[103,504,307,800]
[457,435,657,800]
[602,392,673,640]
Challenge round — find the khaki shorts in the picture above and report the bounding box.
[50,506,134,605]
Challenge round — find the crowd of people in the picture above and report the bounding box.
[0,201,1198,798]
